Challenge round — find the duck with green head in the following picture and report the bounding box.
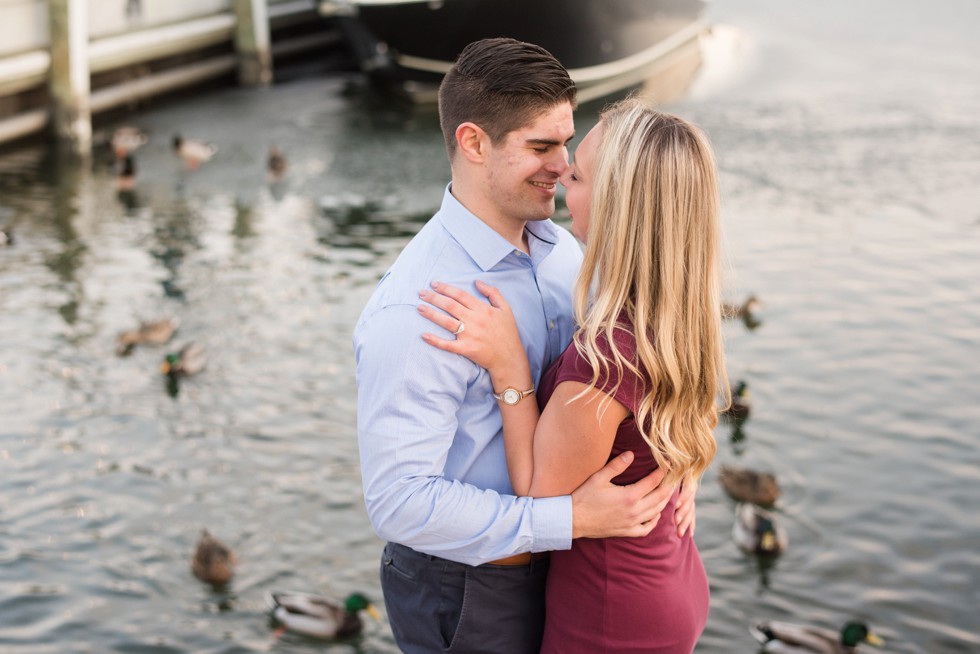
[734,502,787,556]
[722,294,763,329]
[161,342,206,379]
[161,342,206,396]
[750,619,884,653]
[270,590,381,640]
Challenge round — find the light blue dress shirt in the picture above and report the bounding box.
[353,185,583,566]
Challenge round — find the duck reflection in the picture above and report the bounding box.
[114,154,141,212]
[751,549,781,591]
[149,192,202,302]
[231,197,256,240]
[729,422,747,456]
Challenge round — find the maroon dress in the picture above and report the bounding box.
[537,326,709,654]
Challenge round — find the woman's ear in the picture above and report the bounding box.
[456,122,489,163]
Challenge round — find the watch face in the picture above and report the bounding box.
[502,389,520,405]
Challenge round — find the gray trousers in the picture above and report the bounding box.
[380,542,549,654]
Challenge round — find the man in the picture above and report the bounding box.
[353,38,690,653]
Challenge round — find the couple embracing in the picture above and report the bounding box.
[354,37,727,654]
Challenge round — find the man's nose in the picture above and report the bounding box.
[547,148,569,174]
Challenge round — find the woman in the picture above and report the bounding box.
[418,98,728,653]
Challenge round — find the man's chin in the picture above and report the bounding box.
[528,202,556,222]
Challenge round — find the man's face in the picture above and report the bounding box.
[482,101,575,225]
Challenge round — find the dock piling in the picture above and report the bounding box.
[234,0,274,87]
[47,0,92,152]
[1,1,338,146]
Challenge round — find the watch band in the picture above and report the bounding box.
[492,386,536,405]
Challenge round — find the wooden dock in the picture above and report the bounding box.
[0,0,346,150]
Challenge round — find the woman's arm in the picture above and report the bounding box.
[528,381,627,496]
[481,370,627,496]
[419,281,696,536]
[418,280,538,493]
[418,281,626,496]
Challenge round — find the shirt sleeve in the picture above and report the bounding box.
[353,302,572,566]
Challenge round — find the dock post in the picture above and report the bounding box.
[47,0,92,152]
[233,0,273,86]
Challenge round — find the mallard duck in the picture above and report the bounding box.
[718,464,780,506]
[172,134,218,169]
[724,380,751,422]
[191,529,236,586]
[270,591,381,640]
[116,317,180,356]
[734,502,787,556]
[723,294,763,330]
[722,294,761,318]
[267,145,287,181]
[161,342,207,379]
[110,126,149,159]
[750,619,884,653]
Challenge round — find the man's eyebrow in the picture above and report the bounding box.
[526,135,576,147]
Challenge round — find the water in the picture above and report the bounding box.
[1,0,978,652]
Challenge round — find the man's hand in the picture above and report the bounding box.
[570,451,676,539]
[675,473,697,538]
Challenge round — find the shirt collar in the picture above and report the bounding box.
[437,184,559,271]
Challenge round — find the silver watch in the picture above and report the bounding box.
[492,387,535,406]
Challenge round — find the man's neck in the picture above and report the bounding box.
[450,181,530,254]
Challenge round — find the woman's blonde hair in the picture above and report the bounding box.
[573,97,728,484]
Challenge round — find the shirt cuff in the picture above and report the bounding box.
[530,495,573,552]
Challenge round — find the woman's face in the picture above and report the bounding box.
[559,122,602,244]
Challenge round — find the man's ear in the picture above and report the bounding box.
[456,122,490,163]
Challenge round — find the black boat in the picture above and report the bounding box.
[320,0,706,104]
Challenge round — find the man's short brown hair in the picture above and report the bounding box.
[438,38,577,160]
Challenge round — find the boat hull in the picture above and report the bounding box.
[323,0,705,103]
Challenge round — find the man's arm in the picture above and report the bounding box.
[354,303,571,566]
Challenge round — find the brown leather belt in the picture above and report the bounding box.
[488,551,550,566]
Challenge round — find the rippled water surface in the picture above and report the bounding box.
[2,1,979,652]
